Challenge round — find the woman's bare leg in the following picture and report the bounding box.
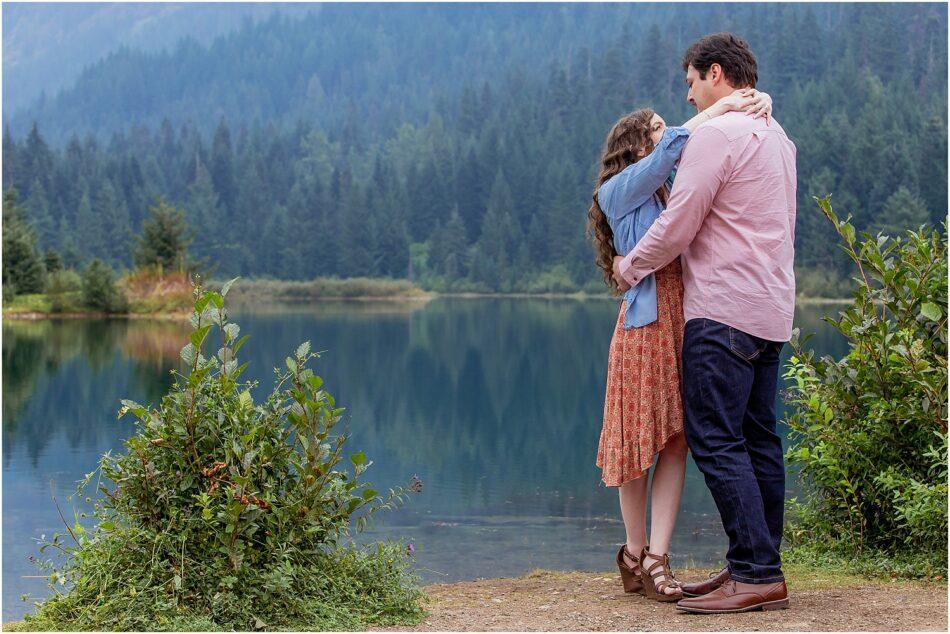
[644,431,688,594]
[618,474,649,567]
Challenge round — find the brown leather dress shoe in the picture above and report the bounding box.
[676,579,789,614]
[680,566,730,598]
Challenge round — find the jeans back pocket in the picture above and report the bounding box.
[728,326,769,361]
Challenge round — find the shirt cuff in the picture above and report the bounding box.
[657,126,690,150]
[619,253,644,286]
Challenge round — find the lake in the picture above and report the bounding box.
[1,297,848,621]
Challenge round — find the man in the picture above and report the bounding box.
[612,32,797,614]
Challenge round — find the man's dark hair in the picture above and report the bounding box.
[682,33,758,88]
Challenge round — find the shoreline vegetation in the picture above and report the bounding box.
[3,274,852,319]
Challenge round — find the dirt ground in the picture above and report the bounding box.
[376,567,948,632]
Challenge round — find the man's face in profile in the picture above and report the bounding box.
[685,64,717,112]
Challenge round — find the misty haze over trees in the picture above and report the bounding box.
[2,2,947,294]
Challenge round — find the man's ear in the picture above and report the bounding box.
[709,63,724,86]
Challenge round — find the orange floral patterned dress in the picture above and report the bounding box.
[596,257,686,487]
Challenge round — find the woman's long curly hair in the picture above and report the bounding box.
[587,108,669,294]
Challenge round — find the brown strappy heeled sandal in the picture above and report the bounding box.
[639,548,683,602]
[616,544,645,594]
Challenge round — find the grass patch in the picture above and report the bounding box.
[2,270,193,315]
[119,268,193,313]
[216,276,431,301]
[2,291,93,313]
[3,292,63,313]
[13,539,426,632]
[782,543,947,583]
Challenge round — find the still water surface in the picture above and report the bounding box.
[2,298,847,620]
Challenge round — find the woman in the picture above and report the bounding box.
[588,89,772,602]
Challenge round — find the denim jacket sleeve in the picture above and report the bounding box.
[597,126,690,221]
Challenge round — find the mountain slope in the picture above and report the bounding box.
[2,2,316,115]
[5,2,813,144]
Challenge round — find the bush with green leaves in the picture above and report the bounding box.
[784,196,947,572]
[46,269,83,313]
[81,258,129,313]
[20,279,424,631]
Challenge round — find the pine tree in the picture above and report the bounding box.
[44,248,63,273]
[874,187,932,237]
[337,169,373,277]
[540,161,579,266]
[526,213,548,266]
[262,205,304,279]
[57,215,82,270]
[639,24,668,100]
[470,172,521,291]
[375,210,410,278]
[2,123,18,192]
[456,147,487,242]
[97,180,133,267]
[25,177,55,248]
[458,84,480,137]
[919,116,948,221]
[21,123,54,198]
[75,189,103,264]
[439,206,469,279]
[187,161,223,264]
[2,188,47,297]
[132,199,194,272]
[211,119,237,214]
[408,159,442,242]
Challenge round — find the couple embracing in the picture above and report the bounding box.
[590,33,796,614]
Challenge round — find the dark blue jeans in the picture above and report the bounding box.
[682,318,786,584]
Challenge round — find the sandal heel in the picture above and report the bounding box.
[620,570,644,594]
[616,545,645,595]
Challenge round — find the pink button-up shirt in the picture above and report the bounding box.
[618,111,797,342]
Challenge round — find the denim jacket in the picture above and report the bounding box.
[596,126,690,328]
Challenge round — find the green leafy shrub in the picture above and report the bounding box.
[81,259,129,313]
[46,269,83,313]
[524,265,580,294]
[784,196,947,572]
[21,280,424,630]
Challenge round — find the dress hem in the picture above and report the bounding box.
[597,429,687,488]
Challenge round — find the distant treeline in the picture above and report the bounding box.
[2,3,946,294]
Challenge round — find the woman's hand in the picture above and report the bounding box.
[613,256,631,292]
[738,88,772,119]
